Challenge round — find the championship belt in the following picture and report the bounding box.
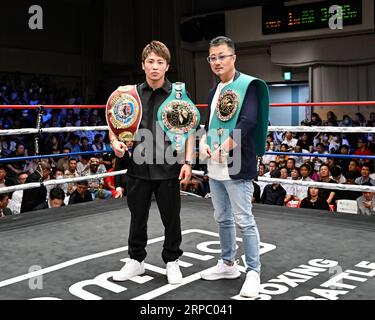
[208,87,242,153]
[105,85,142,142]
[157,82,200,153]
[208,73,270,156]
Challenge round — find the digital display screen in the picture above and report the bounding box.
[262,0,362,34]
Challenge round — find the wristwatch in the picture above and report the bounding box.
[184,160,193,167]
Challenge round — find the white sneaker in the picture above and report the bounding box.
[240,270,261,298]
[200,260,241,281]
[112,259,145,282]
[166,260,183,285]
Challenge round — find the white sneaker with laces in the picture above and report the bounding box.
[112,259,145,282]
[200,260,241,281]
[166,260,183,285]
[240,270,261,298]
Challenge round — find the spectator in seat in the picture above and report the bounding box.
[264,161,277,178]
[56,147,72,172]
[297,132,313,153]
[261,170,286,206]
[311,143,328,172]
[300,187,330,211]
[336,145,351,174]
[33,187,65,211]
[7,171,28,215]
[353,137,373,166]
[346,160,361,180]
[68,180,93,204]
[0,164,14,188]
[255,163,267,197]
[82,157,112,200]
[64,158,80,195]
[294,163,313,202]
[355,164,375,186]
[318,164,336,206]
[282,131,298,151]
[21,161,51,213]
[0,193,12,217]
[356,183,375,216]
[331,166,346,184]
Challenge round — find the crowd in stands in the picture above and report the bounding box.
[0,74,374,218]
[182,111,375,216]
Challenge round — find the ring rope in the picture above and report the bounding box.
[1,168,375,196]
[2,148,375,165]
[0,126,109,136]
[1,101,375,110]
[265,152,375,160]
[267,126,375,133]
[0,125,374,137]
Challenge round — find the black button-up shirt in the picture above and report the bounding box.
[126,79,181,180]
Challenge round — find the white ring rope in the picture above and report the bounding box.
[0,170,127,194]
[1,168,375,195]
[0,126,109,136]
[191,170,375,193]
[1,125,375,136]
[267,126,375,133]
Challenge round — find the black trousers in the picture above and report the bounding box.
[126,176,183,264]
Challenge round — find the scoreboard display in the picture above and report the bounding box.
[262,0,362,34]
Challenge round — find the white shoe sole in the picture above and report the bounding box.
[112,268,145,282]
[239,290,260,298]
[168,277,183,285]
[200,271,241,281]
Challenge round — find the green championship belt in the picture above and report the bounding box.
[105,85,142,142]
[208,73,270,156]
[157,82,200,153]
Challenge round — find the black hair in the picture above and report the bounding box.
[209,36,235,53]
[0,193,9,201]
[76,180,88,186]
[49,187,65,201]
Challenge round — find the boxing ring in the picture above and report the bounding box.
[0,101,375,301]
[1,197,375,300]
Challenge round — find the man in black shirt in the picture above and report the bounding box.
[68,180,93,204]
[109,41,195,285]
[261,170,286,206]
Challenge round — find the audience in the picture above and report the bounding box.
[0,74,374,217]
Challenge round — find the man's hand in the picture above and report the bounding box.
[364,201,373,209]
[112,140,128,158]
[115,187,124,198]
[199,143,212,160]
[179,164,192,187]
[211,147,228,163]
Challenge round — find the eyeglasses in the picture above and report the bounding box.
[206,54,234,64]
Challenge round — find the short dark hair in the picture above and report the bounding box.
[142,40,171,64]
[0,193,9,201]
[271,170,281,179]
[49,187,65,201]
[209,36,235,53]
[76,180,88,186]
[331,166,342,178]
[300,163,312,173]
